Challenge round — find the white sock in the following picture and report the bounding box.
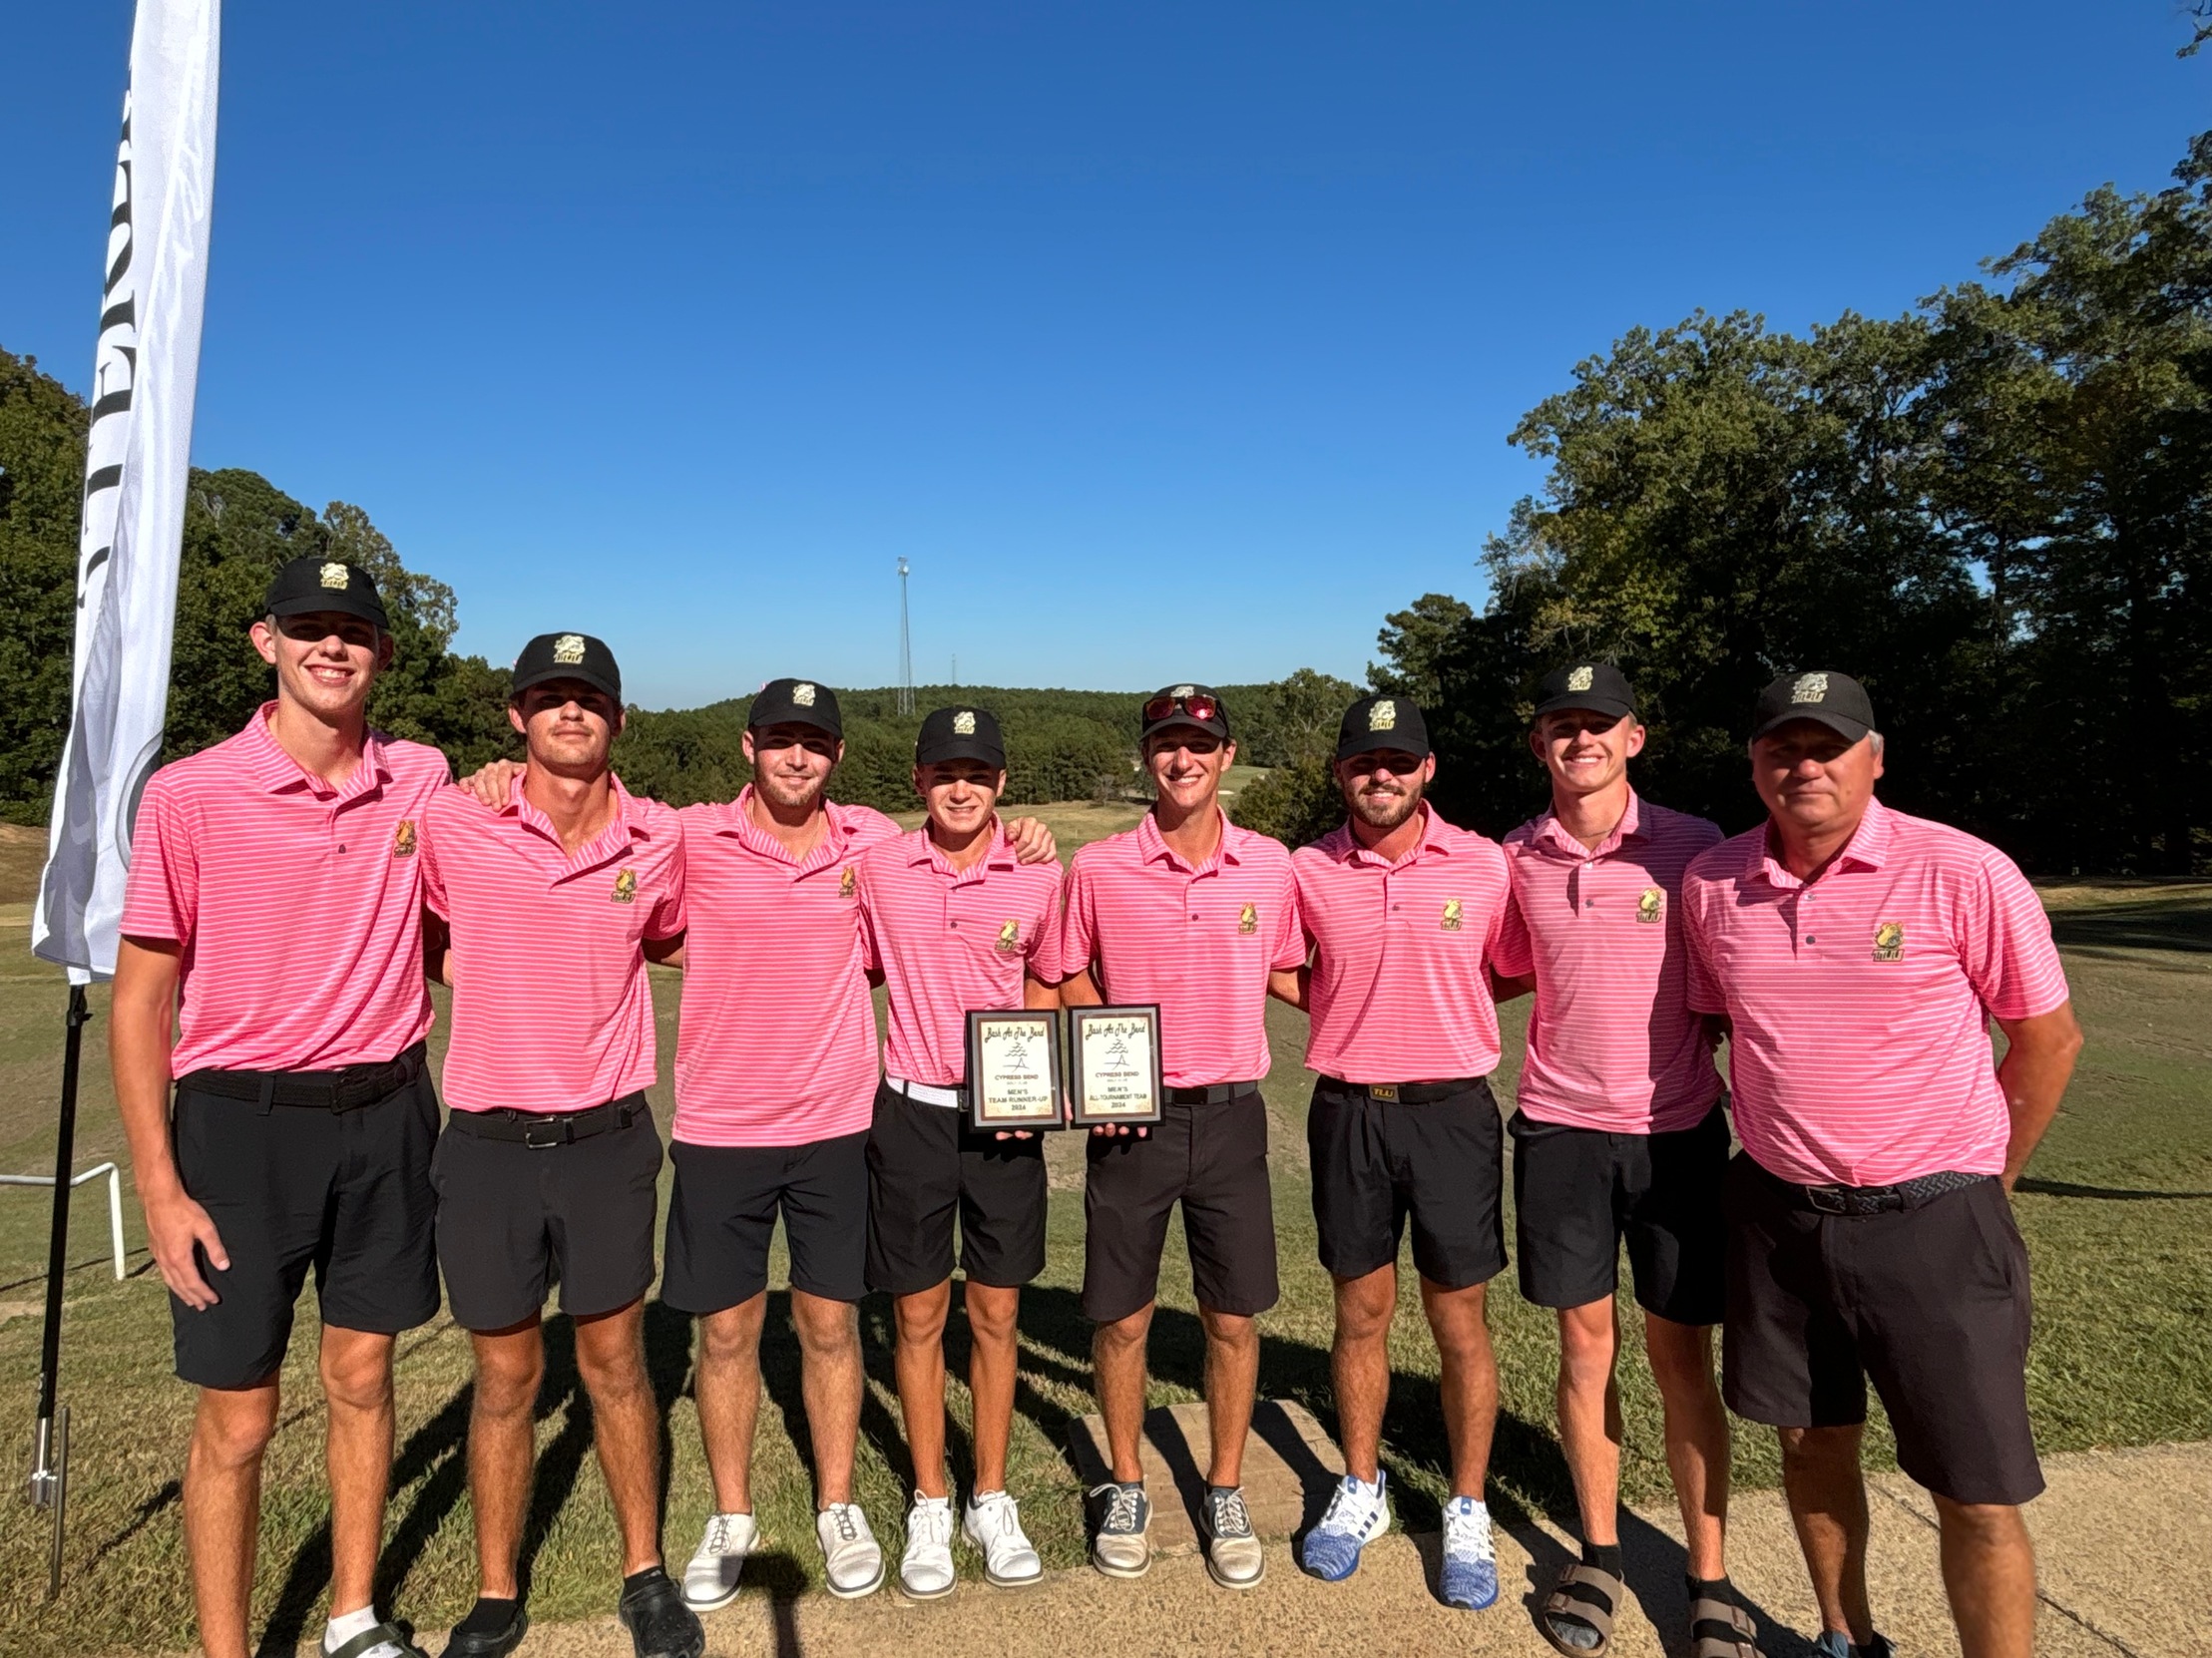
[324,1605,399,1658]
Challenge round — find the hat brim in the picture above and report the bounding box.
[1532,692,1636,724]
[1335,737,1431,763]
[267,592,389,629]
[1751,709,1872,744]
[916,740,1007,769]
[512,665,623,705]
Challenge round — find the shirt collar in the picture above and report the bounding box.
[241,701,389,801]
[1333,801,1451,869]
[502,770,650,863]
[1137,807,1239,875]
[1531,788,1644,861]
[720,783,856,873]
[1750,795,1893,890]
[904,818,1018,879]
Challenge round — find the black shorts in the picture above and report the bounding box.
[1082,1088,1277,1325]
[662,1130,870,1312]
[431,1094,664,1331]
[866,1082,1047,1296]
[169,1049,441,1390]
[1510,1101,1729,1326]
[1307,1077,1506,1290]
[1723,1154,2043,1506]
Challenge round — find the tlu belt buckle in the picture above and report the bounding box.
[1368,1085,1399,1101]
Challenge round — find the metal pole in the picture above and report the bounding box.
[29,984,91,1598]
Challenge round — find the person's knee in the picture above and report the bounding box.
[1641,1319,1717,1401]
[319,1342,394,1417]
[474,1346,546,1419]
[697,1303,763,1369]
[1199,1306,1258,1353]
[962,1286,1019,1347]
[194,1390,279,1467]
[1778,1423,1863,1472]
[791,1294,860,1359]
[894,1290,951,1349]
[1933,1496,2029,1551]
[573,1328,648,1405]
[1093,1306,1152,1360]
[1332,1278,1395,1346]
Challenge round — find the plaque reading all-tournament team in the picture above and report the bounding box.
[965,1009,1064,1132]
[1069,1004,1164,1127]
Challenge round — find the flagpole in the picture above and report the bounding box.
[28,985,91,1600]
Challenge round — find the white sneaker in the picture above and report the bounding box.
[816,1501,886,1598]
[900,1492,957,1600]
[1300,1471,1391,1581]
[682,1510,757,1610]
[963,1488,1043,1588]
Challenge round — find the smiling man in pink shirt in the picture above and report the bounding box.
[1490,662,1745,1658]
[421,632,699,1658]
[1681,671,2082,1658]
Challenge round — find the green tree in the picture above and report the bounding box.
[1368,593,1473,707]
[0,350,91,822]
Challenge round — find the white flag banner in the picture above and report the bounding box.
[33,0,221,984]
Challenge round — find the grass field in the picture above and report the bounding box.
[0,818,2207,1655]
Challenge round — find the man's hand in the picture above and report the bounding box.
[145,1184,228,1310]
[1006,816,1058,865]
[457,758,524,807]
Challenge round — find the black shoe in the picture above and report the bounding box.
[620,1567,706,1658]
[438,1605,527,1658]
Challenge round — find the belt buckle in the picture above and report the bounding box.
[1369,1084,1399,1102]
[1804,1184,1850,1215]
[522,1118,569,1149]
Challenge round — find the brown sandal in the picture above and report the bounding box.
[1539,1561,1621,1657]
[1689,1594,1764,1658]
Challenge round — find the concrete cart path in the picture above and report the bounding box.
[461,1439,2207,1658]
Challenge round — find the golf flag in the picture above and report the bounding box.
[33,0,221,984]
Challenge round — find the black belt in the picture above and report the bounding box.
[1320,1075,1482,1105]
[180,1042,427,1114]
[1162,1081,1259,1105]
[1760,1162,1991,1215]
[445,1094,649,1147]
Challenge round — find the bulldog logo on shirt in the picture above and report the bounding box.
[996,918,1021,954]
[1637,888,1663,924]
[1238,902,1258,935]
[391,819,416,858]
[1873,921,1905,963]
[839,866,856,899]
[612,868,638,904]
[1440,898,1463,931]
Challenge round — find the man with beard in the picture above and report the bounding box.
[420,633,699,1658]
[112,557,448,1658]
[1280,694,1514,1611]
[1487,662,1746,1658]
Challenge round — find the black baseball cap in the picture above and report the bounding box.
[1751,670,1876,743]
[747,676,843,738]
[511,631,622,704]
[1139,683,1231,744]
[916,705,1006,768]
[264,556,389,629]
[1533,661,1637,723]
[1336,694,1431,762]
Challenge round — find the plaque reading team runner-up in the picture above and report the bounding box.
[1068,1005,1164,1127]
[964,1009,1065,1133]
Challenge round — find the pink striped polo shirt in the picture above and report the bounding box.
[1053,811,1302,1089]
[420,774,685,1114]
[855,822,1066,1089]
[1679,797,2070,1187]
[1293,805,1514,1083]
[670,788,900,1147]
[1495,792,1726,1133]
[120,702,449,1074]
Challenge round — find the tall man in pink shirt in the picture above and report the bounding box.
[112,558,447,1658]
[1681,671,2082,1658]
[852,705,1063,1600]
[1285,695,1514,1612]
[1489,662,1749,1658]
[421,632,700,1658]
[1053,685,1304,1592]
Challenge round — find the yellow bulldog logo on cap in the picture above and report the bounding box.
[391,819,416,858]
[1637,888,1663,924]
[1873,921,1905,963]
[1369,699,1397,732]
[1238,902,1258,935]
[793,681,818,707]
[554,633,587,664]
[996,918,1021,954]
[1441,898,1463,931]
[612,868,638,904]
[839,866,856,899]
[1791,672,1831,704]
[319,561,350,590]
[1567,664,1594,692]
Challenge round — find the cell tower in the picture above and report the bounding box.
[896,558,915,715]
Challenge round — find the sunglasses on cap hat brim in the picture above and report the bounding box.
[1142,691,1220,725]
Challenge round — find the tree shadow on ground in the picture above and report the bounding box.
[2047,900,2212,957]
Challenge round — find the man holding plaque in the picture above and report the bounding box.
[1053,685,1304,1591]
[852,705,1064,1599]
[1285,694,1515,1612]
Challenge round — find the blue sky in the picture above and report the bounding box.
[7,3,2207,708]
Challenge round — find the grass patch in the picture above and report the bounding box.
[0,864,2205,1653]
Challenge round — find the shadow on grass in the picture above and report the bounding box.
[2047,901,2212,957]
[2016,1176,2212,1200]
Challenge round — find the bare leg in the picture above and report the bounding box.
[694,1296,767,1514]
[892,1282,953,1498]
[184,1381,281,1658]
[1933,1497,2036,1658]
[1643,1313,1729,1581]
[1093,1303,1154,1484]
[1556,1299,1622,1543]
[1198,1306,1260,1488]
[465,1317,546,1599]
[573,1300,664,1575]
[1778,1425,1876,1646]
[789,1289,863,1508]
[963,1283,1022,1494]
[1421,1277,1497,1497]
[320,1326,398,1620]
[1327,1265,1398,1483]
